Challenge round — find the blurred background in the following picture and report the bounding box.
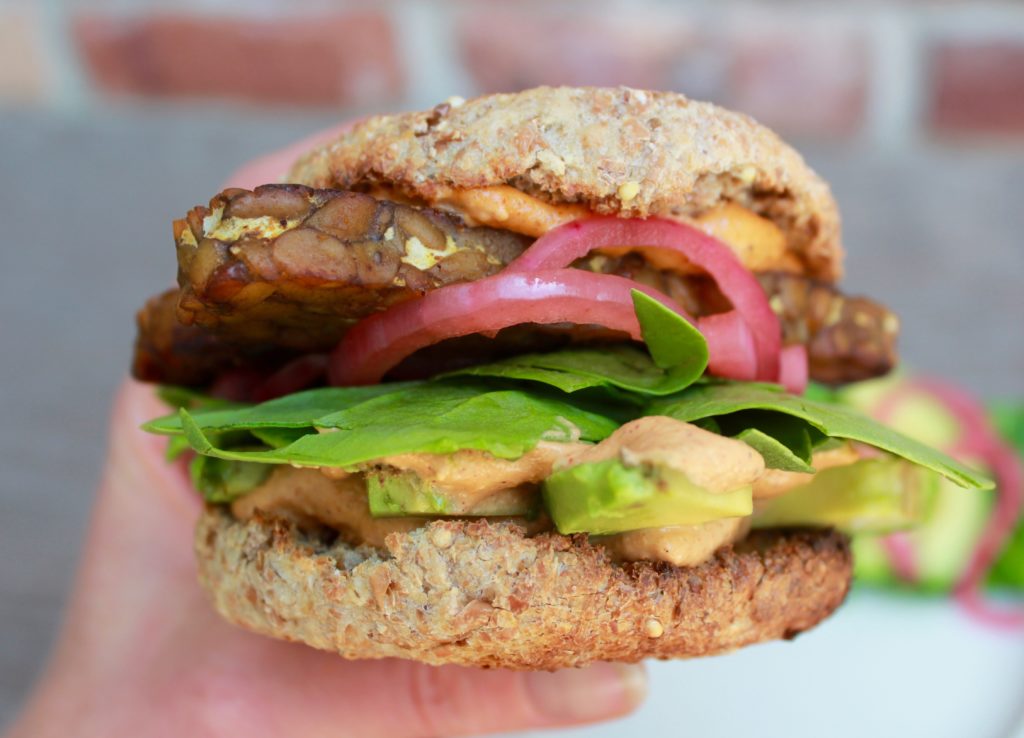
[1,0,1023,735]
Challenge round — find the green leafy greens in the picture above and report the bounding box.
[189,454,271,504]
[179,381,619,469]
[145,384,416,436]
[148,287,991,514]
[446,291,708,397]
[648,382,993,489]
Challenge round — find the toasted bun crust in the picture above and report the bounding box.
[196,510,851,669]
[289,86,842,281]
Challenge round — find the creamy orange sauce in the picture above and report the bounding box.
[688,203,796,272]
[562,416,765,494]
[432,185,589,237]
[231,467,552,540]
[231,421,863,567]
[426,185,797,274]
[752,443,862,500]
[601,517,752,567]
[377,441,589,504]
[231,466,422,547]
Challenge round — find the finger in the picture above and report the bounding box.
[84,380,201,588]
[224,121,358,190]
[106,378,200,522]
[245,651,647,738]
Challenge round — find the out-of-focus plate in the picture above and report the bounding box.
[513,589,1024,738]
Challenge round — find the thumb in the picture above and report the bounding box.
[248,651,647,738]
[381,659,648,736]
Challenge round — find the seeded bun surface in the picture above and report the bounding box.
[289,86,843,280]
[197,510,852,669]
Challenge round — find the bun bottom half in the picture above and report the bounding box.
[196,509,852,669]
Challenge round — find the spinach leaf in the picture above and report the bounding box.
[631,290,708,374]
[144,383,416,435]
[251,427,315,449]
[164,434,192,462]
[695,409,818,471]
[179,381,619,469]
[649,383,993,489]
[445,291,708,396]
[735,428,814,473]
[189,453,271,504]
[447,346,681,395]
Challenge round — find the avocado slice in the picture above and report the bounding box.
[542,458,753,535]
[366,468,539,517]
[751,458,936,533]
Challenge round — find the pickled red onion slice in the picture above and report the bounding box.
[330,269,688,386]
[778,344,809,395]
[253,354,329,402]
[697,311,758,381]
[507,216,782,381]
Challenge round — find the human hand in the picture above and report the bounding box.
[5,132,647,738]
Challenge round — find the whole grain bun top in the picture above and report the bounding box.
[289,86,843,281]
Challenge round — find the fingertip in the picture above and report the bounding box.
[387,659,648,736]
[106,378,201,519]
[522,662,648,725]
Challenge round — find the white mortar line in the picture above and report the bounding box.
[390,0,475,107]
[34,0,90,114]
[865,8,923,151]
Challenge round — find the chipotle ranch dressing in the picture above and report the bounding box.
[375,441,590,505]
[231,466,422,548]
[602,517,753,568]
[231,418,819,566]
[427,185,798,274]
[559,417,763,565]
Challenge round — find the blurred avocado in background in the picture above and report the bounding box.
[828,374,1024,593]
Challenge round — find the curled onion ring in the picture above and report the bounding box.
[508,216,783,381]
[329,269,760,386]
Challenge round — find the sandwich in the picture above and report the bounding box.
[133,86,990,669]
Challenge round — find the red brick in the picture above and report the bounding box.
[456,9,693,92]
[72,12,403,108]
[725,23,867,137]
[0,7,48,103]
[929,41,1024,134]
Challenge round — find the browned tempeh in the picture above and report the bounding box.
[135,186,899,387]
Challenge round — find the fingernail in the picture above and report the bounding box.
[523,662,647,722]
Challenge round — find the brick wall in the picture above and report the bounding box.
[3,1,1024,143]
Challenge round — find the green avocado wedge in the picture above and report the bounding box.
[751,458,937,533]
[366,469,539,517]
[543,458,752,535]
